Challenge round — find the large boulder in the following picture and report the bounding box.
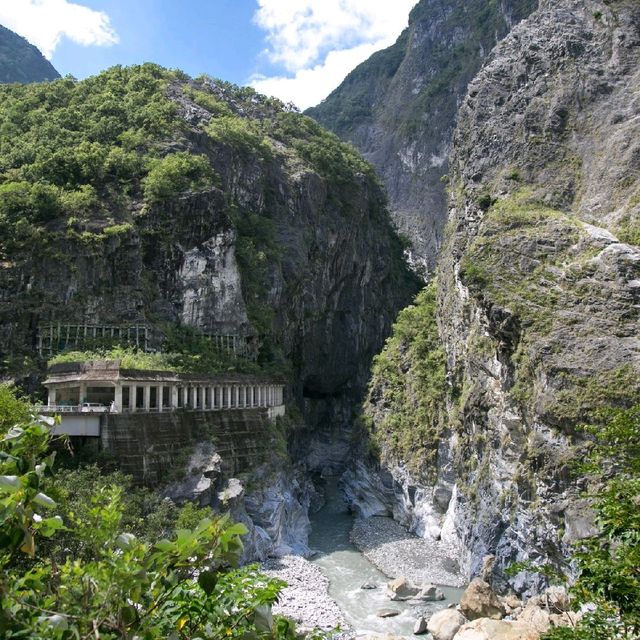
[387,576,420,601]
[517,604,551,634]
[417,584,446,601]
[427,609,467,640]
[459,578,506,621]
[452,619,540,640]
[414,616,429,635]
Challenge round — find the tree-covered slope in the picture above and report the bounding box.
[0,24,60,83]
[307,0,537,273]
[0,65,417,457]
[348,0,640,598]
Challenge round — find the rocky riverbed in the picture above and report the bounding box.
[261,555,352,636]
[351,517,466,588]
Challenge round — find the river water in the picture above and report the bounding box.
[308,480,464,638]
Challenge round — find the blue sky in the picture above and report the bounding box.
[0,0,418,109]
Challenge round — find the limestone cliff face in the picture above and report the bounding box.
[0,24,60,83]
[348,0,640,595]
[307,0,537,273]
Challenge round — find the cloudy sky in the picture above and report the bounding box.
[0,0,417,109]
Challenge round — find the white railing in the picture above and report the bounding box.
[37,405,82,413]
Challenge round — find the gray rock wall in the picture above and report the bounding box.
[307,0,537,273]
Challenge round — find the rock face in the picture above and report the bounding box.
[307,0,537,273]
[347,0,640,597]
[0,24,60,83]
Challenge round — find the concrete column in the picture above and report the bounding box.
[143,385,151,411]
[171,386,178,409]
[189,387,196,409]
[129,385,136,412]
[48,387,56,407]
[79,382,87,404]
[114,384,122,412]
[181,386,187,408]
[244,386,249,408]
[158,384,164,412]
[209,386,215,410]
[217,385,222,408]
[256,385,261,407]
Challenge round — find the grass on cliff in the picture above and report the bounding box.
[49,345,263,375]
[363,282,446,478]
[458,188,640,428]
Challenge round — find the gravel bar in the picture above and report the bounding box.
[261,555,353,637]
[350,517,467,588]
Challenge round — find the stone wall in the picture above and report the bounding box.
[100,409,272,484]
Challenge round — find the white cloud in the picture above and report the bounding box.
[251,41,383,110]
[0,0,118,59]
[251,0,417,109]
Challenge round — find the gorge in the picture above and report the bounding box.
[0,0,638,639]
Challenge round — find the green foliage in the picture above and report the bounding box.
[206,115,272,156]
[270,111,374,184]
[49,343,262,375]
[542,405,640,640]
[0,63,187,243]
[0,392,312,639]
[143,151,214,202]
[183,86,233,117]
[365,282,446,478]
[0,383,32,434]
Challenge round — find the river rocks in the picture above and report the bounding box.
[417,584,446,602]
[516,605,550,634]
[414,616,429,635]
[361,581,378,589]
[376,609,401,618]
[459,579,505,621]
[452,619,539,640]
[387,576,421,601]
[352,517,465,588]
[261,556,349,633]
[427,609,467,640]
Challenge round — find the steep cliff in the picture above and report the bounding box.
[306,0,537,273]
[349,0,640,595]
[0,65,417,466]
[0,24,60,83]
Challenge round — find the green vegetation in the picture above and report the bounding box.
[0,385,313,639]
[541,405,640,639]
[364,283,446,478]
[49,343,263,375]
[142,151,214,202]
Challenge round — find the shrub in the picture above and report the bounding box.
[143,151,214,202]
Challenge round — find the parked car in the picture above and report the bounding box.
[80,403,107,413]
